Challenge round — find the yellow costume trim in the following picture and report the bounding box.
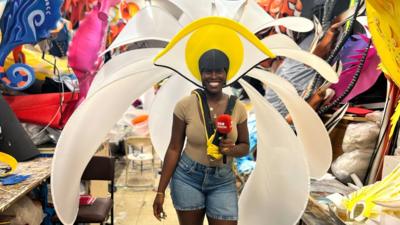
[154,16,276,84]
[390,100,400,138]
[366,0,400,87]
[367,0,400,138]
[0,152,17,177]
[344,165,400,219]
[192,91,223,160]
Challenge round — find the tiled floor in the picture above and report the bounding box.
[112,156,193,225]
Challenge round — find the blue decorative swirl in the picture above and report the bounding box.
[0,0,62,90]
[0,63,35,90]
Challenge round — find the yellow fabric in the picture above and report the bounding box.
[0,152,17,177]
[343,165,400,219]
[390,100,400,138]
[4,46,70,80]
[367,0,400,139]
[366,0,400,87]
[206,133,223,160]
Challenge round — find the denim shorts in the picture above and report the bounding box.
[170,152,238,221]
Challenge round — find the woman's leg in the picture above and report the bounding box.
[207,216,237,225]
[176,209,206,225]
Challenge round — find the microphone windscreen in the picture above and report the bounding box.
[216,114,232,134]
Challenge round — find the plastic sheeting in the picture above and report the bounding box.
[51,60,172,224]
[342,122,380,152]
[332,149,373,183]
[238,79,309,225]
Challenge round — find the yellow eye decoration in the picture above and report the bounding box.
[154,16,276,87]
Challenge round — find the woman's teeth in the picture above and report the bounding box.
[209,82,220,87]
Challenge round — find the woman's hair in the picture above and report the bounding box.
[198,49,229,73]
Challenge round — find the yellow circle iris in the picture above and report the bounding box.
[185,24,244,83]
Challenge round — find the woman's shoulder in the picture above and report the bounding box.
[233,98,248,123]
[177,94,197,105]
[234,98,246,111]
[175,94,197,110]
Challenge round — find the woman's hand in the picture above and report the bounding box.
[153,192,166,221]
[219,139,235,156]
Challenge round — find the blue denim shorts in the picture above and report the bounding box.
[170,153,238,221]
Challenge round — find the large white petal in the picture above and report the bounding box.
[239,0,274,32]
[214,0,247,18]
[238,79,309,225]
[149,75,196,159]
[89,48,163,97]
[262,33,301,50]
[102,6,181,55]
[51,60,171,225]
[254,16,314,34]
[167,0,212,20]
[248,69,332,178]
[263,35,338,83]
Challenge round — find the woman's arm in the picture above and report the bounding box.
[220,120,249,158]
[153,114,186,220]
[156,115,186,193]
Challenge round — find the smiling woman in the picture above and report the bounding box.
[153,46,250,225]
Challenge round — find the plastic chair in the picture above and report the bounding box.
[123,136,155,188]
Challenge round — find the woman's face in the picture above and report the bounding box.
[201,68,227,94]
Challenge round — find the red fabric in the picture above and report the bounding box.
[346,107,373,116]
[3,92,79,129]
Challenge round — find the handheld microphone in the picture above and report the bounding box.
[212,114,232,163]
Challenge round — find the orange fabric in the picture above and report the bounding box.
[132,114,149,125]
[120,1,140,21]
[257,0,303,34]
[12,46,25,64]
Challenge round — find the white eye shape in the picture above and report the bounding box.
[153,16,276,87]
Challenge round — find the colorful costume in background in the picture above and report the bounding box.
[67,0,120,103]
[0,0,62,90]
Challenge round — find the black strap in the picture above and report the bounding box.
[225,95,237,115]
[193,89,215,138]
[193,89,237,163]
[193,89,237,136]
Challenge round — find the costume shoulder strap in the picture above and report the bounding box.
[224,95,238,115]
[191,89,214,139]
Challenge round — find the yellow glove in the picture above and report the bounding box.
[207,133,223,160]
